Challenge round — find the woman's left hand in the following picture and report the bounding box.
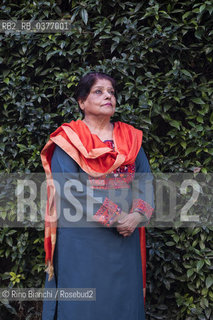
[116,212,146,237]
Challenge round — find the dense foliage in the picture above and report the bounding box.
[0,0,212,319]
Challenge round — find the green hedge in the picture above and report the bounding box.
[0,0,212,319]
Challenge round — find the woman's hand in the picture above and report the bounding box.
[116,212,147,237]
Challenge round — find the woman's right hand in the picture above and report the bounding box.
[113,210,128,224]
[116,212,146,237]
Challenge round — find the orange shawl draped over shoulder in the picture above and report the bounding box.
[41,120,146,294]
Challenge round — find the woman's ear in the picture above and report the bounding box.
[78,99,84,111]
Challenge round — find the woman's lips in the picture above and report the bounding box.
[103,103,112,106]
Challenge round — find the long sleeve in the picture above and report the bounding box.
[130,147,155,224]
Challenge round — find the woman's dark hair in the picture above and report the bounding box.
[74,72,116,103]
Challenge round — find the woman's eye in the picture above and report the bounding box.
[94,89,115,95]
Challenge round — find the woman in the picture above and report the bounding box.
[41,72,154,320]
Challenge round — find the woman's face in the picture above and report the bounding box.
[79,78,116,118]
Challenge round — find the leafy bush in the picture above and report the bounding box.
[0,0,212,319]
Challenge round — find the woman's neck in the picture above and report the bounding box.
[82,116,113,141]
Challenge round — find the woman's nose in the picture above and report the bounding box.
[104,91,111,99]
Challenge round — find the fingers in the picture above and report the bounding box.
[117,221,134,231]
[116,223,129,231]
[119,231,131,237]
[117,225,135,237]
[117,215,129,224]
[116,215,138,237]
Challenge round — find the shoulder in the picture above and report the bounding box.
[114,121,143,141]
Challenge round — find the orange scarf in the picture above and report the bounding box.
[41,120,145,289]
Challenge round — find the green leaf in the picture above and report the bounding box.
[181,69,192,78]
[185,147,196,156]
[165,241,175,246]
[192,228,200,236]
[205,276,213,289]
[81,9,88,25]
[5,249,10,258]
[201,297,209,308]
[207,148,213,155]
[182,11,191,20]
[196,116,204,123]
[173,234,179,243]
[0,211,7,220]
[67,83,73,88]
[199,4,206,13]
[170,120,181,130]
[196,260,204,272]
[111,42,117,53]
[181,142,186,149]
[0,143,5,151]
[7,230,17,236]
[191,98,205,104]
[54,5,62,16]
[22,45,27,54]
[187,269,194,278]
[3,78,10,84]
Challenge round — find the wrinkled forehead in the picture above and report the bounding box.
[92,78,114,89]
